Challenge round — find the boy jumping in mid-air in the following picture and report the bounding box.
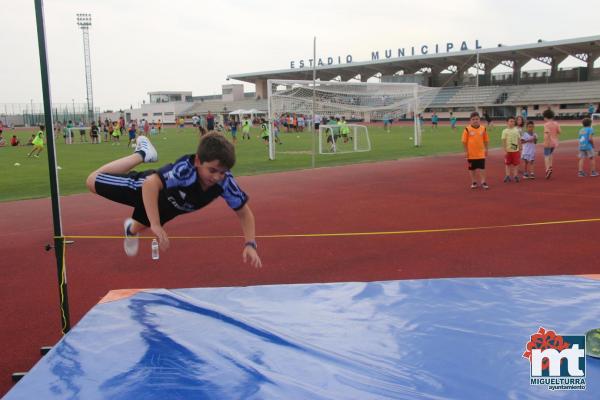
[86,134,262,267]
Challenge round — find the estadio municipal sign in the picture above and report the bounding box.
[290,39,482,69]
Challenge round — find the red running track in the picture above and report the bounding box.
[1,140,600,396]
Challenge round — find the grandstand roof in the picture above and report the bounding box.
[228,36,600,84]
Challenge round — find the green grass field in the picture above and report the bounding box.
[0,124,582,202]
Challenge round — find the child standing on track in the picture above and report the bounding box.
[543,109,561,179]
[577,117,598,177]
[521,121,538,179]
[501,116,522,183]
[462,112,489,190]
[85,133,262,267]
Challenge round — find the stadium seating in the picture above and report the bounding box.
[426,81,600,109]
[444,86,502,106]
[505,81,600,104]
[426,86,460,107]
[177,81,600,117]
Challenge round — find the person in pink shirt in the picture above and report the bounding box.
[542,109,561,179]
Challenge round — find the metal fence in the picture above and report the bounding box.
[0,103,100,127]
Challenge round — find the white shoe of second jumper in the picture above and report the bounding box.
[123,218,139,257]
[134,136,158,163]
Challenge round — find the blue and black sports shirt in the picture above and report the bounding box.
[156,154,248,214]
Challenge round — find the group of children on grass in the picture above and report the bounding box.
[214,117,279,145]
[52,118,164,146]
[462,108,597,189]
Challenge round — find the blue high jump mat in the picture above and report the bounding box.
[6,275,600,399]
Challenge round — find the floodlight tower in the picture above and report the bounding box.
[76,13,94,123]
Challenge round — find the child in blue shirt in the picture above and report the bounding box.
[450,112,457,130]
[86,134,262,267]
[577,117,598,177]
[431,113,439,128]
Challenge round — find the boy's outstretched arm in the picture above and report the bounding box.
[236,204,262,268]
[142,174,170,250]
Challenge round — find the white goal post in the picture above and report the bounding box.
[318,124,370,154]
[266,79,438,160]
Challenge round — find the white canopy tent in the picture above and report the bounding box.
[228,109,266,125]
[228,108,266,117]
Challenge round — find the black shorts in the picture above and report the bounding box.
[467,159,486,170]
[95,171,179,226]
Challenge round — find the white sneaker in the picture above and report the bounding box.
[123,218,139,257]
[134,136,158,163]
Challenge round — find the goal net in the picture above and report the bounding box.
[267,79,438,160]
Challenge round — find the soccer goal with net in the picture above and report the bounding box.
[318,123,370,154]
[266,79,438,160]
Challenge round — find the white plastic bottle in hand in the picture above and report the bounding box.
[151,239,159,260]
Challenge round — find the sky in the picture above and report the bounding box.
[2,0,599,111]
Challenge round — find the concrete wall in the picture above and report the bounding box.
[222,84,244,102]
[255,79,268,99]
[100,102,192,125]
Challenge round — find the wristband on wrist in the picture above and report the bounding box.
[244,241,257,250]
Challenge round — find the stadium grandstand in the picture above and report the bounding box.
[225,35,600,121]
[91,35,600,125]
